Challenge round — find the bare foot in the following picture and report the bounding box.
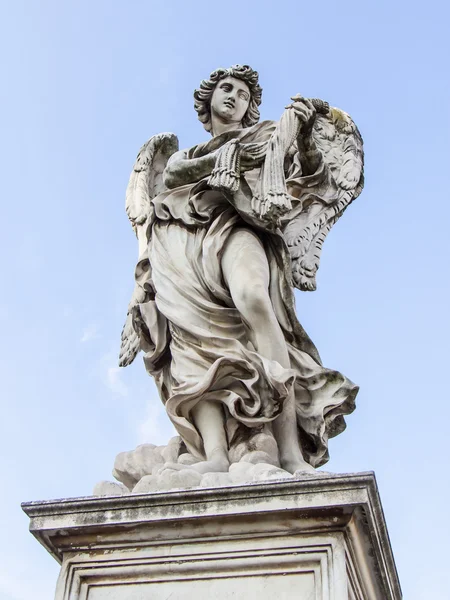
[190,450,230,474]
[280,455,316,475]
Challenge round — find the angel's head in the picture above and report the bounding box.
[194,65,262,134]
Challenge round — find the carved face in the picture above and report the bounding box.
[210,76,251,125]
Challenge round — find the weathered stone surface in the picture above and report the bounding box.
[228,461,255,484]
[130,467,202,493]
[177,452,197,465]
[113,443,164,490]
[227,425,280,465]
[156,467,202,491]
[294,468,333,479]
[200,472,232,488]
[95,437,334,495]
[252,462,293,482]
[92,481,129,496]
[23,473,402,599]
[160,436,182,463]
[240,450,279,466]
[131,475,159,494]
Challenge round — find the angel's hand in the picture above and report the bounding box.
[286,95,317,137]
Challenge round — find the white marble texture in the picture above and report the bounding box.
[118,65,364,477]
[22,472,402,599]
[93,435,327,495]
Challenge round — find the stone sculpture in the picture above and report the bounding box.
[103,65,364,495]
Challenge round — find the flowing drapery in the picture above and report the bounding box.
[133,121,358,468]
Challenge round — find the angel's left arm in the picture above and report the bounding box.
[163,148,218,189]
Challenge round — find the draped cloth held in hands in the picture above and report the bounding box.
[208,108,301,221]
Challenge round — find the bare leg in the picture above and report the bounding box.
[221,228,314,473]
[190,401,229,473]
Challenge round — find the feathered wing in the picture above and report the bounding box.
[119,133,179,367]
[118,281,147,367]
[283,108,364,291]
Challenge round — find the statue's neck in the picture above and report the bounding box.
[211,114,242,137]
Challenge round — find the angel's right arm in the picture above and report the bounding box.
[163,149,217,189]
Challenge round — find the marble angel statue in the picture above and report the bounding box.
[119,65,364,476]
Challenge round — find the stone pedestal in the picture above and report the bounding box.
[22,472,401,599]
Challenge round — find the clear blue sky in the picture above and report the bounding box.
[0,0,449,598]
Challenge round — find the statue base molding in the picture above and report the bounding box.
[22,472,401,599]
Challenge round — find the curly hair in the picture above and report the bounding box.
[194,65,262,134]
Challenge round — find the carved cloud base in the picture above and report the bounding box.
[22,472,401,599]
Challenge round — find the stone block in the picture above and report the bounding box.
[22,472,401,599]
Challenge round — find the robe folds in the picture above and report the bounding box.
[133,120,358,468]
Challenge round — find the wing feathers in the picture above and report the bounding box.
[125,133,179,231]
[119,133,178,367]
[285,107,364,291]
[119,283,147,367]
